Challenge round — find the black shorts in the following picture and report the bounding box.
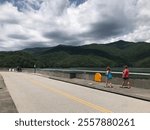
[123,77,129,80]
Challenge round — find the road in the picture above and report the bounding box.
[1,72,150,113]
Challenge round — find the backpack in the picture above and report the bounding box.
[108,72,112,79]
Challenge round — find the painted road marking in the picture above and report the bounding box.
[30,78,112,113]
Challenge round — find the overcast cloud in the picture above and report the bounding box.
[0,0,150,51]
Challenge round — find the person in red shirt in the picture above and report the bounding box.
[121,65,131,88]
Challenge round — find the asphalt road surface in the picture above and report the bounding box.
[1,72,150,113]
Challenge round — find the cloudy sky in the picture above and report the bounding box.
[0,0,150,51]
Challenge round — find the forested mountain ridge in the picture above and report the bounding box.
[0,40,150,68]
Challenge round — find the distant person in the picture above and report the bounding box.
[17,66,22,72]
[34,64,36,73]
[16,66,19,72]
[121,65,131,88]
[105,66,113,88]
[9,68,12,72]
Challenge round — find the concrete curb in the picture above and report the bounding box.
[0,74,18,113]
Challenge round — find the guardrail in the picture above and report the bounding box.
[1,68,149,89]
[41,68,150,78]
[37,68,150,89]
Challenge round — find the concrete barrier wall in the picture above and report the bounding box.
[74,72,150,89]
[20,68,150,89]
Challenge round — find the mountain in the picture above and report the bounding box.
[0,51,36,68]
[0,40,150,68]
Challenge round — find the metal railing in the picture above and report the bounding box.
[39,68,150,80]
[41,68,150,76]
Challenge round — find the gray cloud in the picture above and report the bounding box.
[0,39,4,42]
[8,34,30,40]
[43,31,82,45]
[0,19,19,25]
[83,16,134,40]
[0,0,150,51]
[20,41,50,49]
[44,31,74,42]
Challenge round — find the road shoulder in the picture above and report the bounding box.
[0,74,18,113]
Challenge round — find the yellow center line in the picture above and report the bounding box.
[29,77,112,113]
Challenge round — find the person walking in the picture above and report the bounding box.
[121,65,131,88]
[105,66,113,88]
[34,64,36,73]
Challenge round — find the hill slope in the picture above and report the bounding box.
[0,40,150,68]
